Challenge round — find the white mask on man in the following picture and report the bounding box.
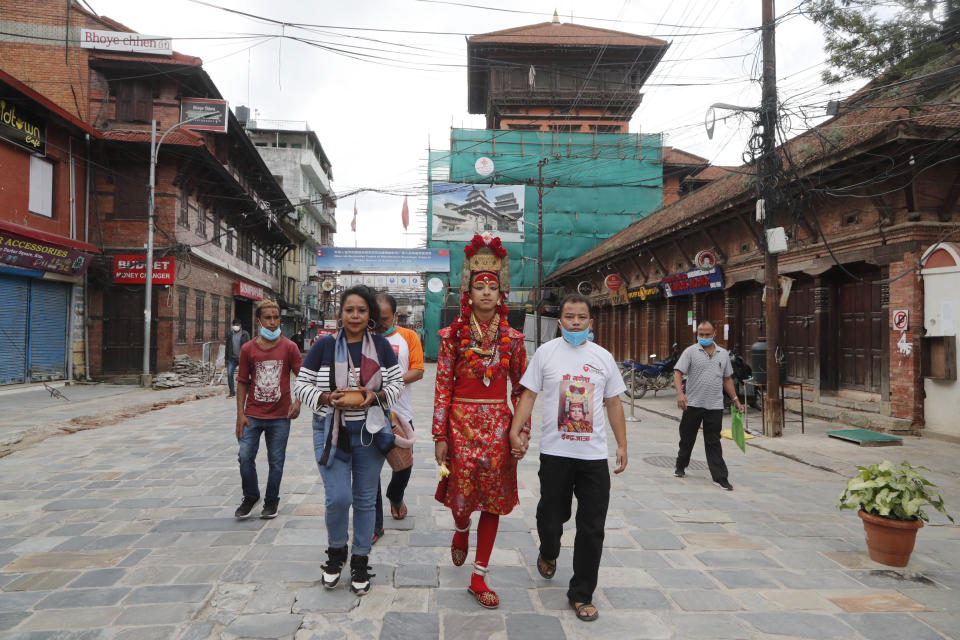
[232,325,241,333]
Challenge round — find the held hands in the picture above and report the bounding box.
[614,446,628,474]
[235,414,249,440]
[509,431,529,459]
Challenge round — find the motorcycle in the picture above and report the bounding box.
[620,344,681,399]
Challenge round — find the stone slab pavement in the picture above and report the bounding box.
[0,364,957,639]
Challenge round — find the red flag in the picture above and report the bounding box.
[351,202,357,232]
[401,196,410,230]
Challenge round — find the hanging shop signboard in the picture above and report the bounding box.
[180,98,229,133]
[235,279,264,300]
[626,285,660,301]
[604,274,623,291]
[0,99,45,155]
[662,266,724,298]
[112,254,176,284]
[0,228,90,275]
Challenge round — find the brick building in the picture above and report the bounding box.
[546,52,960,439]
[1,1,295,380]
[0,71,100,384]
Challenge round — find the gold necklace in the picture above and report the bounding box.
[469,313,498,356]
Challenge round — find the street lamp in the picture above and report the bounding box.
[141,112,218,385]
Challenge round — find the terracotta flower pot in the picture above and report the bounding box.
[858,509,923,567]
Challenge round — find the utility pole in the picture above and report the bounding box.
[534,158,546,348]
[142,112,219,386]
[760,0,783,436]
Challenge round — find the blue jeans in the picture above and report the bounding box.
[238,417,291,503]
[227,359,238,395]
[313,413,386,556]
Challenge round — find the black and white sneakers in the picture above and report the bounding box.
[234,496,260,519]
[713,479,734,491]
[350,554,375,596]
[321,546,348,589]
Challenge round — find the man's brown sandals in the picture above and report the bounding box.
[536,553,556,579]
[569,599,599,622]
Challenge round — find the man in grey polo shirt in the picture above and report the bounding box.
[673,320,743,490]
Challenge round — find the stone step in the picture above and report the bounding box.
[780,388,881,413]
[784,398,914,433]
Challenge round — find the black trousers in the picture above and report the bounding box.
[676,406,729,483]
[374,420,414,531]
[536,453,610,604]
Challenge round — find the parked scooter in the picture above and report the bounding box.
[620,344,681,399]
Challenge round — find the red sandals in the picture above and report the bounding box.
[451,518,470,567]
[467,563,499,609]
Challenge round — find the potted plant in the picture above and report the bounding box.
[838,460,953,567]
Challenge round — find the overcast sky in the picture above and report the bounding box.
[85,0,862,248]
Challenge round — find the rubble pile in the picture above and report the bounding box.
[152,355,216,389]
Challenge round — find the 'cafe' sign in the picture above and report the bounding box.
[0,100,45,155]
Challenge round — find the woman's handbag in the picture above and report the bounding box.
[384,413,415,472]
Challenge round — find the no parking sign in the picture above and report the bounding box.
[892,309,909,331]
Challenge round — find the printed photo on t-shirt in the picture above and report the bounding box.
[558,380,594,433]
[254,359,283,403]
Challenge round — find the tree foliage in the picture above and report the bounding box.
[804,0,959,83]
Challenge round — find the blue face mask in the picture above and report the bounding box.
[698,337,714,348]
[260,326,282,341]
[561,326,593,346]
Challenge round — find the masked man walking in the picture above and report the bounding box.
[225,318,250,398]
[235,300,302,519]
[673,320,743,490]
[509,294,628,622]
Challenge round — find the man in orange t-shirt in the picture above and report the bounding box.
[373,294,424,543]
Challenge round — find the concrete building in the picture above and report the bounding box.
[244,117,337,341]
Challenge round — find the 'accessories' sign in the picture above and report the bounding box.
[662,265,724,298]
[112,254,175,285]
[235,279,264,300]
[0,229,90,275]
[79,29,173,56]
[0,100,45,155]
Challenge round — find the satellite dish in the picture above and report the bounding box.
[705,107,716,140]
[577,281,593,296]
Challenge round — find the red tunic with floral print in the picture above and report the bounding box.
[432,321,528,519]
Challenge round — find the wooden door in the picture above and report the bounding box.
[838,276,883,392]
[785,278,816,382]
[672,296,693,352]
[704,292,725,344]
[103,286,157,373]
[653,300,668,363]
[739,285,764,353]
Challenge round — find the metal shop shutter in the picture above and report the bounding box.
[28,280,69,382]
[0,276,30,385]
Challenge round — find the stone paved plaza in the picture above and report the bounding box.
[0,365,958,639]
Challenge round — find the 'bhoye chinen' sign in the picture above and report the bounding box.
[0,100,45,155]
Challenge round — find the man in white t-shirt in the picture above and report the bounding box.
[373,293,424,544]
[509,294,627,623]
